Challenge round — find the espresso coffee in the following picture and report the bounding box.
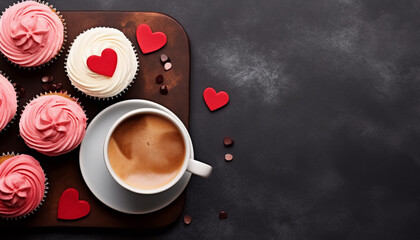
[108,113,185,190]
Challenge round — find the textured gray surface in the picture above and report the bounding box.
[2,0,420,239]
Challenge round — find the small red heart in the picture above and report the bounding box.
[87,48,117,77]
[203,87,229,111]
[57,188,90,220]
[136,24,167,54]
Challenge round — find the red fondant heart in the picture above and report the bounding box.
[57,188,90,220]
[203,87,230,111]
[87,48,117,77]
[136,24,167,54]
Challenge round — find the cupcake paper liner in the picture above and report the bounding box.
[64,26,139,101]
[0,152,49,220]
[0,0,67,70]
[0,71,19,134]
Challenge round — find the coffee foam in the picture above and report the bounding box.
[108,113,185,189]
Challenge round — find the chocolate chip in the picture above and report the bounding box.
[184,214,192,225]
[163,62,172,71]
[155,74,164,84]
[56,82,63,90]
[223,137,234,147]
[15,84,25,98]
[42,84,51,91]
[160,54,170,64]
[42,75,53,83]
[160,84,168,95]
[219,211,227,219]
[50,83,57,91]
[225,154,233,162]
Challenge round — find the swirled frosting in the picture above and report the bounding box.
[19,95,87,156]
[0,1,64,67]
[0,154,45,218]
[66,27,138,98]
[0,74,17,131]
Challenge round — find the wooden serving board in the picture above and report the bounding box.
[0,11,190,229]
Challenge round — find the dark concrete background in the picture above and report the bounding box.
[2,0,420,239]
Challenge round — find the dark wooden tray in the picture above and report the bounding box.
[0,11,190,229]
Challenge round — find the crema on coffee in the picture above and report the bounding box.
[108,113,185,190]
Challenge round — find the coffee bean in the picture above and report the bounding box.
[42,84,51,91]
[223,137,234,147]
[50,83,57,91]
[164,62,172,71]
[219,211,227,219]
[56,82,63,90]
[155,74,164,84]
[42,75,53,83]
[225,154,233,162]
[160,54,169,64]
[160,84,168,95]
[184,214,192,225]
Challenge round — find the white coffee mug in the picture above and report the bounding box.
[104,108,212,194]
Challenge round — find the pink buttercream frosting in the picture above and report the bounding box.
[20,95,87,156]
[0,154,45,218]
[0,1,64,67]
[0,74,17,131]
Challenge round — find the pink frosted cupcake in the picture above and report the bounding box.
[19,93,87,156]
[0,154,46,219]
[0,72,18,132]
[0,1,65,68]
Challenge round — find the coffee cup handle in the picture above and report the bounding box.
[187,159,212,178]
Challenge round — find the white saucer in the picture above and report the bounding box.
[79,99,192,214]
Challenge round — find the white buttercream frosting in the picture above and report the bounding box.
[66,27,138,98]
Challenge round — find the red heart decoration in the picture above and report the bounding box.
[203,87,230,111]
[136,24,167,54]
[57,188,90,220]
[86,48,117,77]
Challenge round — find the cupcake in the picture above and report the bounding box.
[0,72,18,132]
[66,27,138,99]
[0,153,47,219]
[19,93,87,156]
[0,1,65,68]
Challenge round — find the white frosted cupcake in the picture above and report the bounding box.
[65,27,138,99]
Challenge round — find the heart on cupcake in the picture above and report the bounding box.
[87,48,118,77]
